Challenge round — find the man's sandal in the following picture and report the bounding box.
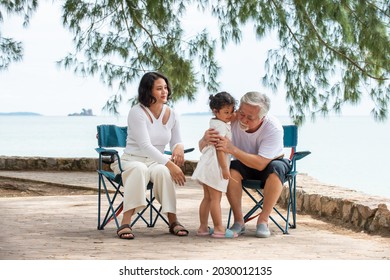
[117,224,135,239]
[169,221,189,236]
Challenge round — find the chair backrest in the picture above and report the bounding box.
[97,125,127,148]
[283,125,298,147]
[283,125,298,160]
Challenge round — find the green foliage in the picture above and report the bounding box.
[1,0,389,125]
[58,0,218,114]
[0,0,38,70]
[253,0,389,124]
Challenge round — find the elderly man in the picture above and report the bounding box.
[199,91,291,238]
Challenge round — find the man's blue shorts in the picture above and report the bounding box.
[230,158,291,188]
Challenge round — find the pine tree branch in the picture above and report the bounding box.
[366,0,390,18]
[270,0,302,49]
[124,0,165,67]
[301,6,387,81]
[119,1,144,70]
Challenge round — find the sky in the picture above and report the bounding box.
[0,1,374,117]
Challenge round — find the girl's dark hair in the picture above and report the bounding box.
[209,91,236,111]
[138,72,171,107]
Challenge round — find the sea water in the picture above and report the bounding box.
[0,114,389,199]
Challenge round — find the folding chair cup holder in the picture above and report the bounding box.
[95,124,193,230]
[227,125,311,234]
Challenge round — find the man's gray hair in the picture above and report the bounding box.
[240,91,271,119]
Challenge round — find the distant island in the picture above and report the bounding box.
[68,108,95,116]
[0,112,41,116]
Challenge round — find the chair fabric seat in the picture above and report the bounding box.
[242,179,265,189]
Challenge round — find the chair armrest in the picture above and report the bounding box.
[95,148,121,168]
[292,151,311,162]
[95,148,119,156]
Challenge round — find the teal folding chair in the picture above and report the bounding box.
[227,125,310,234]
[95,124,193,230]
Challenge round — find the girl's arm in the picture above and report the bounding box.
[217,149,230,180]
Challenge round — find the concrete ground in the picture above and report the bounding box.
[0,171,390,260]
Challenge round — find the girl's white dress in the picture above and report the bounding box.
[191,118,232,192]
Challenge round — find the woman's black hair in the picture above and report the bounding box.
[209,91,236,111]
[138,72,171,107]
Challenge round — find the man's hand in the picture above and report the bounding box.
[215,136,234,154]
[199,128,220,150]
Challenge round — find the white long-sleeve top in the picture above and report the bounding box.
[124,103,182,165]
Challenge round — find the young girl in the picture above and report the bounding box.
[191,91,237,238]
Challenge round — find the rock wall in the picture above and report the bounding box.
[0,156,98,171]
[0,156,197,174]
[278,174,390,236]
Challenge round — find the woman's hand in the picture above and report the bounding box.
[171,144,184,167]
[166,161,186,186]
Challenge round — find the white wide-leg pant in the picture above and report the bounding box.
[111,153,177,215]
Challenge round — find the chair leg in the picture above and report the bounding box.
[291,178,297,229]
[97,174,123,230]
[98,176,170,229]
[102,181,121,229]
[227,208,233,228]
[148,188,154,227]
[97,175,102,230]
[130,187,169,228]
[131,206,150,227]
[241,187,290,234]
[147,188,169,227]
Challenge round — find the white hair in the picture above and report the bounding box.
[240,91,270,119]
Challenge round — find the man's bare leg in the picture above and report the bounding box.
[226,169,245,233]
[257,173,283,225]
